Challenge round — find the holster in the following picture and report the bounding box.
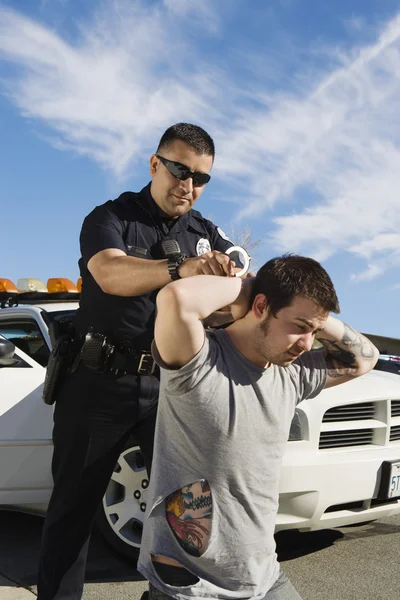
[42,317,79,405]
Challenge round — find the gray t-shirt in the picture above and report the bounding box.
[138,328,327,600]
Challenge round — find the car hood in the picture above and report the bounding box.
[319,368,400,403]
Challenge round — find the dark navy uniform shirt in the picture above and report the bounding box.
[75,183,235,350]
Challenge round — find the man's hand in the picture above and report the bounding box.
[179,251,236,278]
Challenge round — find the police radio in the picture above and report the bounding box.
[160,238,183,258]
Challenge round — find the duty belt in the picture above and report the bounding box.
[79,330,157,376]
[108,348,156,376]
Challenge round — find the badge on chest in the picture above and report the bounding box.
[196,238,212,256]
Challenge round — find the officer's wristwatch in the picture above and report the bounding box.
[167,254,185,281]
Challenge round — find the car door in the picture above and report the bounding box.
[0,318,54,505]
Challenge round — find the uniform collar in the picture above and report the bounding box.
[139,182,197,234]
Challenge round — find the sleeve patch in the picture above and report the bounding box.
[216,227,233,243]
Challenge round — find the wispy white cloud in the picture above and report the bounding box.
[345,15,368,33]
[163,0,220,33]
[39,0,69,9]
[351,263,385,282]
[1,1,400,282]
[350,234,400,259]
[215,13,400,281]
[349,234,400,281]
[0,1,223,175]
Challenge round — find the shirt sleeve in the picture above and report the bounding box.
[206,220,235,254]
[203,219,248,269]
[291,350,327,401]
[80,202,126,265]
[151,333,219,397]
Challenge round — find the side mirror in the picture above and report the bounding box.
[0,337,19,367]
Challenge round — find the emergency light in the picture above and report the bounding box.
[47,278,78,293]
[17,278,48,292]
[0,278,80,294]
[0,278,18,293]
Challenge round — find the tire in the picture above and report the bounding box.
[95,439,149,562]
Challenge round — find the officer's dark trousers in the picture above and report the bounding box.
[37,363,159,600]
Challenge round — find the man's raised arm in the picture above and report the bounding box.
[316,316,379,389]
[155,275,250,369]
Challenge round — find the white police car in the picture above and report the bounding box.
[1,277,400,561]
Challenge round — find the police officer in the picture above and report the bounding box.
[37,123,238,600]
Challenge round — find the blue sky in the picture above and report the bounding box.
[1,0,399,337]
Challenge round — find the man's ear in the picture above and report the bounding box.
[149,154,158,177]
[253,293,269,320]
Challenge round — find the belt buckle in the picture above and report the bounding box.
[138,353,155,375]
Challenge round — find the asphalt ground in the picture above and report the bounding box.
[1,510,399,599]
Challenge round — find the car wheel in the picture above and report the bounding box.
[95,440,149,562]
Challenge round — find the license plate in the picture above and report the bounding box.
[380,460,400,499]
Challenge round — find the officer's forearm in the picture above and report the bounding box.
[95,255,172,296]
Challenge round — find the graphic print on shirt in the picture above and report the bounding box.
[196,238,212,256]
[166,479,212,557]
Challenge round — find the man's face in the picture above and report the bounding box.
[254,296,329,367]
[149,139,213,218]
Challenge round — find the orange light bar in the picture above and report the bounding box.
[17,278,48,292]
[0,278,18,293]
[76,278,82,293]
[47,278,78,293]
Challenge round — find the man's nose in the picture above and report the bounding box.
[298,333,314,352]
[179,176,193,194]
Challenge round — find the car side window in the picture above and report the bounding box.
[0,319,50,367]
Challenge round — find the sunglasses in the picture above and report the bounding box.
[156,155,211,187]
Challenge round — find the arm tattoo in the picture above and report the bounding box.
[323,354,358,378]
[319,324,376,379]
[166,480,212,557]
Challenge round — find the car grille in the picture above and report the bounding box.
[319,399,400,449]
[390,425,400,442]
[319,428,374,449]
[323,402,375,422]
[392,400,400,417]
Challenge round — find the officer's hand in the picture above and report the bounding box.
[179,251,236,278]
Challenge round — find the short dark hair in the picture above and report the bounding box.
[251,254,340,315]
[157,123,215,157]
